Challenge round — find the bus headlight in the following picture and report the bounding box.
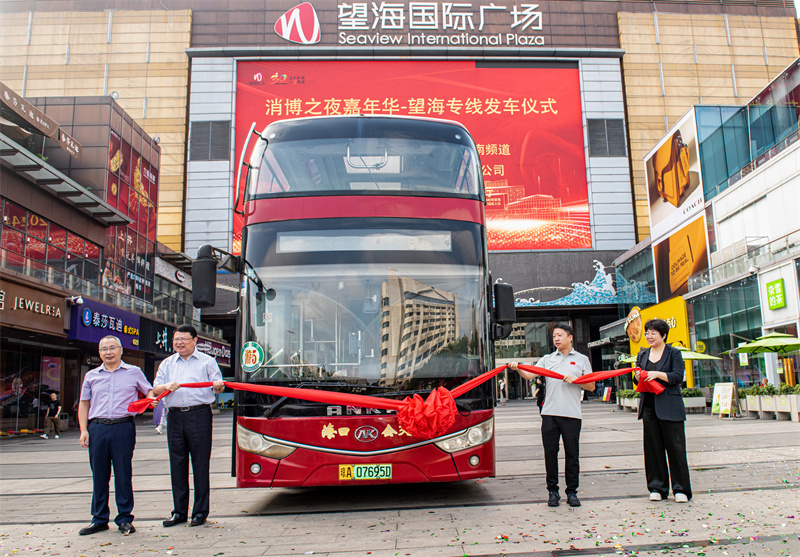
[237,424,296,459]
[433,418,493,454]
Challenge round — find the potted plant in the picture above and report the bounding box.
[745,387,761,418]
[776,384,800,422]
[682,387,706,413]
[758,384,778,419]
[738,387,749,413]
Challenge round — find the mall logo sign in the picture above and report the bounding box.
[275,2,321,44]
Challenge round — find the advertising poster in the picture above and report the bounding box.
[234,60,589,254]
[644,109,704,243]
[652,215,709,302]
[627,296,694,386]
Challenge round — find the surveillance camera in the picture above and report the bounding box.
[68,295,84,306]
[748,265,759,275]
[153,136,160,144]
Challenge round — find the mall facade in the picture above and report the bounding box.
[1,0,798,399]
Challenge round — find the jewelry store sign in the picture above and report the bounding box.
[276,2,546,47]
[0,280,65,336]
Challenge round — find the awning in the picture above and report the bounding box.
[0,131,131,227]
[159,251,194,274]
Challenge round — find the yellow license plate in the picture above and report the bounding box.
[338,464,392,481]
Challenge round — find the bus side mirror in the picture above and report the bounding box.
[492,283,516,340]
[193,245,218,308]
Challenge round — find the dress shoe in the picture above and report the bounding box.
[190,515,206,527]
[79,522,109,535]
[547,491,560,507]
[162,513,187,527]
[567,494,581,507]
[119,522,135,535]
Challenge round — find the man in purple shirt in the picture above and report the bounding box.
[77,335,154,536]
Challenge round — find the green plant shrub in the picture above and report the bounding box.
[778,383,795,395]
[681,388,703,398]
[755,384,777,395]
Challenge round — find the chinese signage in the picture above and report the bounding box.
[104,128,157,303]
[67,298,140,349]
[0,81,82,160]
[234,60,588,253]
[0,279,66,336]
[272,2,546,47]
[140,319,176,356]
[766,278,786,310]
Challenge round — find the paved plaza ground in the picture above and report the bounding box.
[1,400,798,556]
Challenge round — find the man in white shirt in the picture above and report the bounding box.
[153,325,224,527]
[509,323,594,507]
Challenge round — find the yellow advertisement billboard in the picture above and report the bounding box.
[626,296,694,387]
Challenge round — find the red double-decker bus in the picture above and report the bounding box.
[193,115,515,487]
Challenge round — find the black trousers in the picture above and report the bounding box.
[88,420,136,525]
[541,415,581,495]
[641,405,692,499]
[167,406,213,518]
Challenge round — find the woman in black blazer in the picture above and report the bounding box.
[634,318,692,503]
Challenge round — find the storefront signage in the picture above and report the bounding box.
[766,278,787,310]
[140,319,177,357]
[197,337,232,367]
[271,2,546,47]
[67,298,140,349]
[1,81,59,139]
[0,279,66,336]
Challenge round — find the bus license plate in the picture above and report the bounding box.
[339,464,392,481]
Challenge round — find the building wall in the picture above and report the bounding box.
[618,12,799,241]
[0,9,192,251]
[713,139,800,250]
[184,57,235,256]
[581,58,636,251]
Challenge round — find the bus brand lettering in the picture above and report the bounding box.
[354,426,380,442]
[326,406,393,416]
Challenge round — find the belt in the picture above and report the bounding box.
[168,404,211,412]
[90,416,134,425]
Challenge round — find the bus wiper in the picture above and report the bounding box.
[346,140,383,190]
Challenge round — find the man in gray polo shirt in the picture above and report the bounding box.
[509,323,594,507]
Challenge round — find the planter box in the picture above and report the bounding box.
[776,394,800,422]
[622,398,631,408]
[746,394,761,419]
[760,395,777,420]
[683,396,706,413]
[630,398,640,412]
[739,397,748,414]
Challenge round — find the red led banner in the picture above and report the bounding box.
[234,61,590,253]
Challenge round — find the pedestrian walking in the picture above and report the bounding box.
[40,392,61,439]
[509,323,595,507]
[634,318,692,503]
[77,335,155,536]
[153,399,167,434]
[153,325,225,528]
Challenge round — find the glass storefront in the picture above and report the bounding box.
[687,276,764,387]
[0,337,79,432]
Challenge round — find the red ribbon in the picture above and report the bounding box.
[128,364,643,439]
[634,369,666,394]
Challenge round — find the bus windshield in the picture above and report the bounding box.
[241,224,488,393]
[247,116,481,198]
